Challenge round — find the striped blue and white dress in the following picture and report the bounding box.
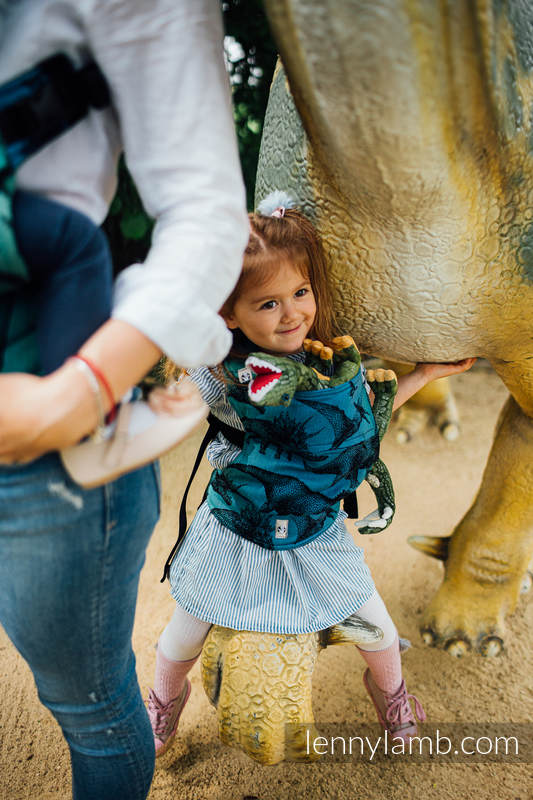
[168,357,376,634]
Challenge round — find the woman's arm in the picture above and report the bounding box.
[0,0,248,463]
[0,320,161,463]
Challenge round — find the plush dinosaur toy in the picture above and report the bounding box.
[233,334,398,535]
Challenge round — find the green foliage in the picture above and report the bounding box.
[102,157,154,273]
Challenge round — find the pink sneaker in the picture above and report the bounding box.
[363,668,426,742]
[147,679,191,757]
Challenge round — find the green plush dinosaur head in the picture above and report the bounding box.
[243,337,362,407]
[244,353,306,406]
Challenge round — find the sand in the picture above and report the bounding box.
[1,365,532,800]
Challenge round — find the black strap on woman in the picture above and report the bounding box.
[160,413,244,582]
[0,53,110,173]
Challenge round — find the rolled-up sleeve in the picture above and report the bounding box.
[86,0,249,366]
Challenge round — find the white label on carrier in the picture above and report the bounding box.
[275,519,289,539]
[238,367,253,384]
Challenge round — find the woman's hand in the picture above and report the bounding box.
[0,365,98,464]
[0,320,163,465]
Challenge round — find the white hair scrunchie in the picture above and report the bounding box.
[257,190,297,218]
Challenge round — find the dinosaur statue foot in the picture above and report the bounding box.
[393,393,460,443]
[393,404,429,443]
[419,576,518,657]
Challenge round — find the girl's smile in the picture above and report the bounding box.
[222,262,317,355]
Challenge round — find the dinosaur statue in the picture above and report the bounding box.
[253,0,533,660]
[199,336,399,763]
[201,614,384,765]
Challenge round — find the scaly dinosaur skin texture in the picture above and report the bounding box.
[258,0,533,658]
[242,335,398,534]
[200,614,384,765]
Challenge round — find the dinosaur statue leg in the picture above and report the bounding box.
[201,615,383,764]
[417,389,533,657]
[386,361,460,443]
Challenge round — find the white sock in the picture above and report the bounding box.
[159,604,212,662]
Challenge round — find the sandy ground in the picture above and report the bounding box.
[1,365,532,800]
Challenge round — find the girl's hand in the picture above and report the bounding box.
[393,357,476,411]
[148,378,205,416]
[414,357,477,382]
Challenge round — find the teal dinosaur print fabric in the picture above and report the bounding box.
[207,358,379,550]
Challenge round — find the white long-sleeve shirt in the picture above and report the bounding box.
[0,0,249,367]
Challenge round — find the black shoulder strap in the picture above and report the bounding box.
[160,413,244,582]
[343,491,359,519]
[0,53,110,171]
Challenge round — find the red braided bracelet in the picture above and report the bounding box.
[72,354,117,422]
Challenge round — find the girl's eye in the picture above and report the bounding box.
[295,287,309,297]
[260,300,277,310]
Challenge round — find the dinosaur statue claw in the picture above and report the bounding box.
[520,571,533,594]
[478,636,504,657]
[408,534,450,561]
[440,421,460,441]
[444,638,471,658]
[421,629,437,646]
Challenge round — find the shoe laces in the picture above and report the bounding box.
[384,679,427,729]
[147,689,178,738]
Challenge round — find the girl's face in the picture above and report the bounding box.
[223,262,317,355]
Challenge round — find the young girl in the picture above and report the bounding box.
[148,192,475,756]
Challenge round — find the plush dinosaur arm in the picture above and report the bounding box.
[366,368,398,440]
[356,458,396,535]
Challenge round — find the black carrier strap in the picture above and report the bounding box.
[0,53,110,172]
[343,491,358,519]
[160,413,245,582]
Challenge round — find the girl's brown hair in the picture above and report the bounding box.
[164,206,336,382]
[221,208,336,348]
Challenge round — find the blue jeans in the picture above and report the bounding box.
[0,454,160,799]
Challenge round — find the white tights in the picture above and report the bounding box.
[158,590,396,662]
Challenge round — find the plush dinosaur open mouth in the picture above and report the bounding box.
[245,356,282,402]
